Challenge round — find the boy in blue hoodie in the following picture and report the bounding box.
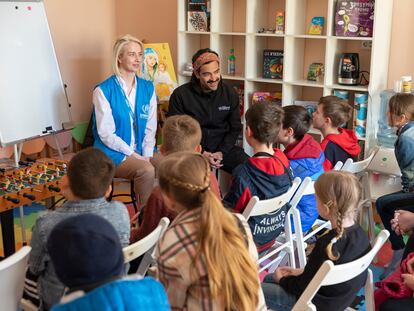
[278,105,325,232]
[312,96,360,170]
[224,101,293,253]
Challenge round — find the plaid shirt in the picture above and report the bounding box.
[156,207,266,311]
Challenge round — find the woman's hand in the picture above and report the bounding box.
[131,152,149,161]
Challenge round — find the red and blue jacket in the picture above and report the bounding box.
[321,128,360,171]
[223,149,292,252]
[284,134,324,232]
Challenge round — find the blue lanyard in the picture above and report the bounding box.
[114,76,137,130]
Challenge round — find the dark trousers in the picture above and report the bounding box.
[379,298,414,311]
[402,233,414,260]
[222,146,249,174]
[376,191,414,250]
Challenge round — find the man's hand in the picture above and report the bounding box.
[203,151,223,168]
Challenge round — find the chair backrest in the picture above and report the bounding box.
[292,230,390,311]
[333,160,343,170]
[123,217,170,264]
[341,148,377,174]
[0,246,31,311]
[290,177,314,209]
[242,177,301,220]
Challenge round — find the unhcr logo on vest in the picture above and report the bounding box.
[140,104,150,120]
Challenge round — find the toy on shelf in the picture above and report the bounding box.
[275,11,285,34]
[252,92,282,106]
[307,63,324,82]
[308,16,324,35]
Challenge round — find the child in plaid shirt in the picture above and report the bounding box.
[156,151,266,310]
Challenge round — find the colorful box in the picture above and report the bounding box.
[335,0,375,37]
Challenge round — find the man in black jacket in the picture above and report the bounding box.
[168,48,248,173]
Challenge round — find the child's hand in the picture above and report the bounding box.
[273,267,291,283]
[395,210,414,233]
[401,273,414,290]
[130,212,139,226]
[406,256,414,274]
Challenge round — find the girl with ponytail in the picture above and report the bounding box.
[156,151,266,311]
[262,171,371,311]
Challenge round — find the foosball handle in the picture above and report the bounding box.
[6,196,20,204]
[48,185,61,192]
[23,193,36,201]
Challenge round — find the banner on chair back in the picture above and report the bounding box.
[248,204,289,251]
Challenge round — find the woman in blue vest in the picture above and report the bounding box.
[92,34,157,206]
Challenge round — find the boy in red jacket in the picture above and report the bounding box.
[312,96,360,170]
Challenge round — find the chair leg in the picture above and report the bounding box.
[19,206,27,246]
[130,181,138,214]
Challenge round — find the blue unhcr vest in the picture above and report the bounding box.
[93,75,154,165]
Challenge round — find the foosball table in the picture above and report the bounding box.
[0,158,67,257]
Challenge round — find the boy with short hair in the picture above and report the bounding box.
[26,148,130,310]
[130,115,220,243]
[223,101,293,252]
[278,105,325,232]
[312,95,360,170]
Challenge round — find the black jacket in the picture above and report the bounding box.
[280,224,371,311]
[167,76,242,154]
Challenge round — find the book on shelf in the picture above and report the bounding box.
[187,0,210,32]
[263,50,283,79]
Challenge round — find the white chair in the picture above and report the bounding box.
[0,246,31,311]
[341,149,377,241]
[289,177,332,268]
[292,229,390,311]
[333,160,344,171]
[123,217,170,275]
[243,177,301,272]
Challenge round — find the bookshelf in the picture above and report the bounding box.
[177,0,394,156]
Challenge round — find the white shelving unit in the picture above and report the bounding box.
[177,0,394,156]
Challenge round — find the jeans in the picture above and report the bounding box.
[376,191,414,250]
[261,274,297,311]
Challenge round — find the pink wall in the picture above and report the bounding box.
[44,0,116,122]
[45,0,413,122]
[387,0,414,88]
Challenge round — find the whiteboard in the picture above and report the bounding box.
[0,0,71,146]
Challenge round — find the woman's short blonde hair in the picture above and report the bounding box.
[112,34,144,76]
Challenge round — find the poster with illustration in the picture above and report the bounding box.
[142,43,177,102]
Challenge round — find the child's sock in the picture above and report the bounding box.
[380,249,404,280]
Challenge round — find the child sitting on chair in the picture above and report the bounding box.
[223,101,293,253]
[262,171,371,311]
[376,93,414,279]
[47,214,170,311]
[156,151,266,310]
[25,148,130,310]
[130,115,220,245]
[312,95,360,170]
[277,105,325,232]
